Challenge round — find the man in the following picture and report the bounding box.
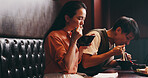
[78,16,140,76]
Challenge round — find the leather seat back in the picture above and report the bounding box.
[0,38,45,78]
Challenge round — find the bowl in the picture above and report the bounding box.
[116,60,132,70]
[77,35,95,46]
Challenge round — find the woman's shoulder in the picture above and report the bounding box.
[48,30,65,37]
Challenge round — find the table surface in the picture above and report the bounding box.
[84,66,148,78]
[104,67,147,78]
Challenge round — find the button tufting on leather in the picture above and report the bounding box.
[0,38,45,78]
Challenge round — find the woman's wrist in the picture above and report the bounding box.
[70,39,77,45]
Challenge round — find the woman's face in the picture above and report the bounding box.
[65,8,86,30]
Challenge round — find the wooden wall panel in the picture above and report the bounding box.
[0,0,94,38]
[0,0,61,38]
[94,0,102,28]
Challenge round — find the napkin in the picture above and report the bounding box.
[93,72,118,78]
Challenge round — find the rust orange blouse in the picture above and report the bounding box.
[44,30,80,74]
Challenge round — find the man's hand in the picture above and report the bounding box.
[125,52,132,60]
[111,45,125,56]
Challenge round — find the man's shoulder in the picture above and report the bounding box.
[91,28,106,32]
[88,28,107,36]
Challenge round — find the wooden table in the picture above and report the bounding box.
[100,66,148,78]
[81,66,148,78]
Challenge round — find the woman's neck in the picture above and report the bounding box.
[63,26,73,33]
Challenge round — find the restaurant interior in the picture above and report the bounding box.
[0,0,148,77]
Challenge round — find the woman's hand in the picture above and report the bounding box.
[71,26,83,43]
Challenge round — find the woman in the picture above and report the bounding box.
[43,1,87,78]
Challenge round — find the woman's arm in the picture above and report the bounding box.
[64,26,83,72]
[64,39,78,71]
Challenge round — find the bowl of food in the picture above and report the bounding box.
[116,60,132,70]
[77,35,95,46]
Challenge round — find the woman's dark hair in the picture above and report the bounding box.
[112,16,140,40]
[43,1,87,42]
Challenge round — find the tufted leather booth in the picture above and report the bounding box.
[0,38,45,78]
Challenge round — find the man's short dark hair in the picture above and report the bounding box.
[112,16,140,39]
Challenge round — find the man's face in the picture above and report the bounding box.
[114,27,135,46]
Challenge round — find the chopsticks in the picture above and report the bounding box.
[122,47,128,61]
[122,51,125,61]
[122,52,128,61]
[122,47,137,65]
[125,53,138,65]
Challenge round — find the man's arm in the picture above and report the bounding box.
[82,50,114,68]
[82,45,125,68]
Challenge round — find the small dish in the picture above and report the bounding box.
[132,64,146,70]
[134,68,148,76]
